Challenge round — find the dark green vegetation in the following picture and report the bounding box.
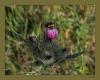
[5,5,95,75]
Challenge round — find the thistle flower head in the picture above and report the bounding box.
[46,28,58,40]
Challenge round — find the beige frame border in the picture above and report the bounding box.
[0,0,98,80]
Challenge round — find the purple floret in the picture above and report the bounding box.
[45,28,58,40]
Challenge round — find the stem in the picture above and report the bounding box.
[24,19,28,39]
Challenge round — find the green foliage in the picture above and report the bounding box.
[5,5,95,75]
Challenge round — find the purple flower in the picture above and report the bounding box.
[45,28,58,40]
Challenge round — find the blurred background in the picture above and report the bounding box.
[5,5,95,75]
